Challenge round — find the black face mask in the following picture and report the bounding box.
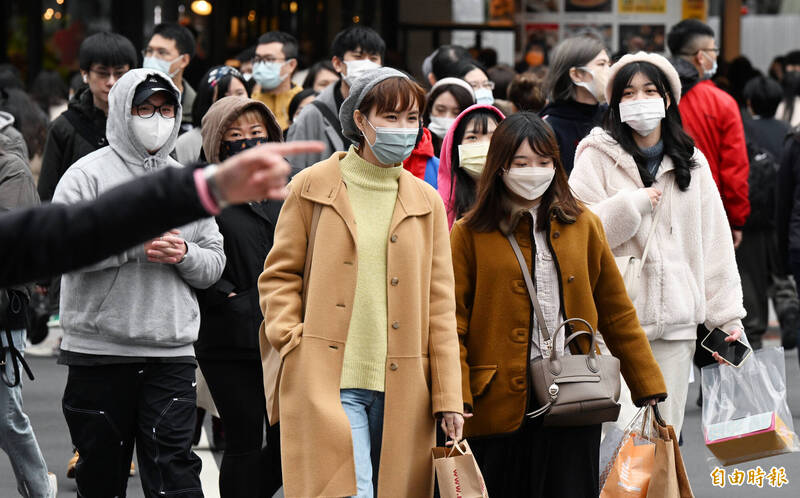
[219,137,269,160]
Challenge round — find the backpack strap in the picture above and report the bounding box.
[310,100,348,147]
[62,108,107,149]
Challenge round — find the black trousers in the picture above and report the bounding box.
[62,362,202,498]
[198,358,282,498]
[469,417,601,498]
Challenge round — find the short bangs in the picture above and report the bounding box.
[359,77,427,116]
[236,108,268,126]
[460,109,500,135]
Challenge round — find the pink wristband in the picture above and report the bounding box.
[194,168,221,215]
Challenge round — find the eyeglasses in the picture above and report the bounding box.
[469,80,495,90]
[135,102,176,119]
[142,47,176,59]
[252,55,286,64]
[207,66,243,87]
[90,69,127,81]
[683,47,720,56]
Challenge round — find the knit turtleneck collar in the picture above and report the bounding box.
[339,145,403,191]
[640,140,664,177]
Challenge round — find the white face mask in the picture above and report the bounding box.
[428,116,455,138]
[701,51,718,79]
[503,167,555,201]
[131,115,174,153]
[619,98,666,137]
[474,87,495,106]
[573,65,608,103]
[343,59,381,86]
[458,142,490,179]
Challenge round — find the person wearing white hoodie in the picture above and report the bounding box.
[52,69,225,497]
[569,52,747,436]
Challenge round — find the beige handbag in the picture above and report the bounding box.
[507,233,621,427]
[614,190,664,302]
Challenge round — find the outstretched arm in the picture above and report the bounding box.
[0,141,323,287]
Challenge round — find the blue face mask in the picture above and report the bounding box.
[142,56,182,78]
[364,120,418,165]
[474,87,495,106]
[252,61,286,90]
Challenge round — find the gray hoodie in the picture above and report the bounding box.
[53,69,226,357]
[0,111,39,296]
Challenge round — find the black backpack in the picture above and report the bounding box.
[745,141,779,230]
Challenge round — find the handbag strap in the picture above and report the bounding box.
[506,233,553,346]
[1,329,35,387]
[301,203,323,317]
[638,179,669,274]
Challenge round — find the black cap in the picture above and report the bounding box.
[133,74,179,106]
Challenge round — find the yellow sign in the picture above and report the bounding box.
[682,0,707,21]
[710,466,789,489]
[618,0,666,14]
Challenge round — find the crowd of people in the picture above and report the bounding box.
[1,15,799,498]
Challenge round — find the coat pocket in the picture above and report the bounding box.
[469,365,498,398]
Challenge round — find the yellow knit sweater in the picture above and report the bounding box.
[339,146,403,391]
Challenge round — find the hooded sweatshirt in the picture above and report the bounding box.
[0,111,39,299]
[437,104,505,227]
[569,127,745,341]
[53,68,226,358]
[0,111,37,212]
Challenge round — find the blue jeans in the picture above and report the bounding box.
[340,389,385,498]
[0,329,50,497]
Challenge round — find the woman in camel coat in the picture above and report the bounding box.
[259,68,463,498]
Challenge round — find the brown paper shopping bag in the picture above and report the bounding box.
[600,434,656,498]
[431,440,489,498]
[646,424,693,498]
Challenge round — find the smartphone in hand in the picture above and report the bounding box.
[701,327,752,367]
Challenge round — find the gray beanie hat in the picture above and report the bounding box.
[339,67,410,145]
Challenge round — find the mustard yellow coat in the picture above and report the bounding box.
[259,152,463,498]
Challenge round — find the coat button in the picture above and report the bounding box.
[390,363,398,371]
[390,234,398,243]
[392,321,400,329]
[391,277,399,286]
[568,275,575,283]
[553,231,560,239]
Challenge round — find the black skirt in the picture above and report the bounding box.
[469,416,601,498]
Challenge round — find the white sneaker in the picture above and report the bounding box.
[47,472,57,498]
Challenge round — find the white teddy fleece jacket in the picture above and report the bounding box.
[569,127,745,342]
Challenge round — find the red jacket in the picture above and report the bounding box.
[402,126,434,180]
[678,80,750,228]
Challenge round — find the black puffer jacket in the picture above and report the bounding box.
[777,129,800,264]
[38,87,107,201]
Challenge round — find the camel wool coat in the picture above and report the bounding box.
[258,152,463,498]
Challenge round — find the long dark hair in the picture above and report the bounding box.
[604,61,697,191]
[464,112,582,232]
[449,109,501,220]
